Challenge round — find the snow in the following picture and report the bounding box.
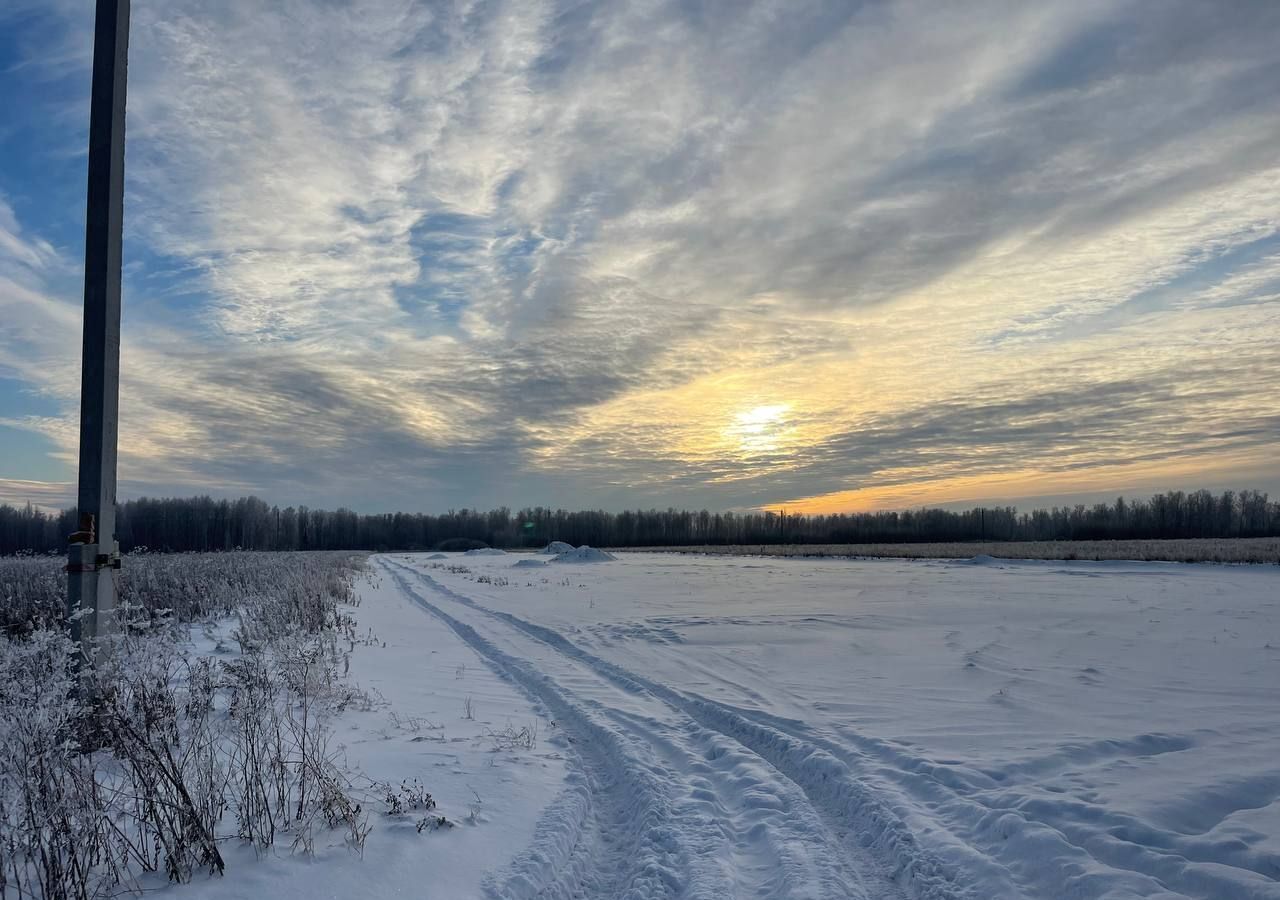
[425,552,449,559]
[176,558,566,900]
[173,551,1280,899]
[512,558,548,568]
[540,541,575,554]
[550,545,616,563]
[366,551,1280,900]
[463,547,507,556]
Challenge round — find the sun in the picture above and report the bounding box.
[727,404,791,456]
[734,404,789,430]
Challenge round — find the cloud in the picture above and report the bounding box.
[0,198,59,275]
[1,0,1278,513]
[0,478,75,512]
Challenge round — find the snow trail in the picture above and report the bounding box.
[384,552,1280,900]
[382,557,927,899]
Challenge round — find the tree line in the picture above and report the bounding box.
[2,488,1278,556]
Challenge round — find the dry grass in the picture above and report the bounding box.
[0,551,364,636]
[0,551,373,898]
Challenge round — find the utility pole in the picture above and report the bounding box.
[68,0,130,665]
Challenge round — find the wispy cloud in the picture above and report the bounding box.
[0,478,75,512]
[1,0,1278,512]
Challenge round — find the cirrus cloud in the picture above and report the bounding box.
[1,0,1278,513]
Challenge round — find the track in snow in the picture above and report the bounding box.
[381,557,937,900]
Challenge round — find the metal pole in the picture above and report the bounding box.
[68,0,130,665]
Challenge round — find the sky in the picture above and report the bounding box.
[1,0,1279,516]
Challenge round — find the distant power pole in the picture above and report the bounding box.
[67,0,130,663]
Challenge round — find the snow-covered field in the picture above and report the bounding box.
[621,538,1280,564]
[74,550,1275,899]
[319,550,1280,900]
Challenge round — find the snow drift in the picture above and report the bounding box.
[463,548,507,557]
[540,541,575,554]
[551,546,616,563]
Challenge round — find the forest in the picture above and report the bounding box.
[2,488,1278,555]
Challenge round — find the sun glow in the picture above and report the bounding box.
[726,404,791,456]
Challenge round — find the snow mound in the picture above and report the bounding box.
[463,548,507,557]
[962,554,1002,566]
[540,541,575,555]
[551,546,616,563]
[512,558,548,568]
[425,553,449,559]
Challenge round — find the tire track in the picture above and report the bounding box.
[383,558,875,899]
[384,561,693,899]
[385,558,930,900]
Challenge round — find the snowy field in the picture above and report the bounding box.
[314,550,1280,900]
[30,550,1270,899]
[620,538,1280,564]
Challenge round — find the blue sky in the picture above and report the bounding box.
[2,0,1279,515]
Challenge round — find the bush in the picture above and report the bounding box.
[0,552,375,898]
[0,629,102,900]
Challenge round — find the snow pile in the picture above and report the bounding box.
[463,547,507,557]
[540,541,575,554]
[512,558,548,568]
[962,554,1002,565]
[551,545,616,563]
[425,552,448,559]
